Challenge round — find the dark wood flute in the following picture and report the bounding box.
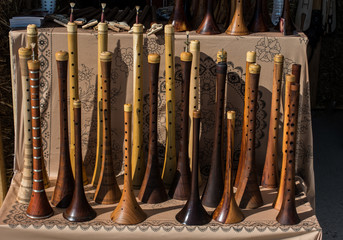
[176,110,211,225]
[276,83,300,225]
[225,0,249,35]
[235,63,263,209]
[138,54,168,204]
[169,51,192,200]
[213,111,244,224]
[249,0,269,32]
[292,64,301,84]
[196,0,221,34]
[261,54,284,189]
[94,51,121,204]
[63,100,96,222]
[111,104,147,224]
[202,50,227,208]
[169,0,191,32]
[26,50,53,219]
[51,51,75,208]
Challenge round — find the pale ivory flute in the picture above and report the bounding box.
[17,47,33,203]
[131,23,146,188]
[0,122,6,207]
[162,24,177,186]
[67,21,88,185]
[91,21,108,187]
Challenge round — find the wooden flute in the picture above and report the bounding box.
[225,0,249,35]
[261,54,284,188]
[162,24,177,186]
[0,123,6,207]
[17,47,33,204]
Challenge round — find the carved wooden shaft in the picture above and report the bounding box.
[213,111,244,224]
[249,0,269,32]
[196,0,221,35]
[235,64,263,209]
[51,51,75,208]
[170,0,191,32]
[162,24,177,186]
[261,54,284,188]
[26,59,53,219]
[226,0,249,35]
[17,48,33,204]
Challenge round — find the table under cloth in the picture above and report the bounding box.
[1,27,320,239]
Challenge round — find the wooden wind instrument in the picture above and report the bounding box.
[234,51,256,188]
[51,51,75,208]
[131,23,146,188]
[0,123,6,207]
[202,50,227,208]
[138,54,168,204]
[273,74,296,211]
[276,83,300,225]
[168,50,192,200]
[196,0,221,35]
[225,0,249,35]
[94,52,121,204]
[292,64,301,84]
[111,104,147,224]
[162,24,177,186]
[26,48,53,219]
[176,110,211,225]
[91,5,108,187]
[64,101,96,222]
[261,54,284,189]
[249,0,269,32]
[235,64,263,209]
[213,111,244,224]
[169,0,191,32]
[67,4,88,185]
[17,47,33,204]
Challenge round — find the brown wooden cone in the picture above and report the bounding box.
[225,0,249,35]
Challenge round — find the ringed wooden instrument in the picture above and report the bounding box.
[64,101,96,222]
[138,54,168,204]
[234,51,256,188]
[261,54,284,189]
[168,51,192,200]
[249,0,269,32]
[273,74,296,211]
[176,110,211,225]
[111,104,147,224]
[225,0,249,35]
[131,24,146,188]
[91,8,109,187]
[196,0,221,35]
[67,6,88,185]
[17,47,33,204]
[213,111,244,224]
[0,123,6,207]
[162,24,177,187]
[51,51,75,208]
[202,50,227,208]
[280,0,295,35]
[235,63,263,209]
[26,48,53,219]
[169,0,191,32]
[94,51,121,204]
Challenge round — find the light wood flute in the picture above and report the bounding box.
[162,24,177,186]
[111,104,147,224]
[261,54,284,188]
[131,23,146,188]
[17,47,33,204]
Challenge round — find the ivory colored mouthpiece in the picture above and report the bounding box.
[67,22,77,33]
[227,111,236,120]
[193,110,201,118]
[55,51,68,61]
[124,104,132,112]
[100,51,113,62]
[148,53,160,63]
[249,63,261,74]
[217,50,227,62]
[246,51,256,63]
[165,24,174,34]
[133,23,143,33]
[18,47,32,58]
[27,60,40,70]
[98,22,108,32]
[274,54,284,63]
[285,74,296,83]
[74,100,81,108]
[27,24,37,35]
[190,40,200,51]
[181,52,192,62]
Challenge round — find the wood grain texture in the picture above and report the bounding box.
[226,0,249,35]
[196,0,221,35]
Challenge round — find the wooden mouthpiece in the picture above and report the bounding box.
[98,22,108,33]
[27,24,37,36]
[133,23,143,33]
[100,51,112,61]
[165,24,175,34]
[180,51,192,62]
[124,103,132,112]
[148,53,160,64]
[274,54,284,63]
[190,40,200,51]
[55,51,69,61]
[249,63,261,74]
[227,110,235,119]
[27,60,40,71]
[73,100,81,108]
[18,47,32,58]
[246,51,256,63]
[286,74,296,83]
[67,22,77,33]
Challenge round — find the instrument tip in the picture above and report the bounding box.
[101,2,106,9]
[135,5,140,11]
[70,2,75,8]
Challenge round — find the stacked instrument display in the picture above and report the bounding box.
[235,64,263,209]
[138,54,168,204]
[261,54,284,188]
[0,123,6,207]
[249,0,269,32]
[202,50,227,207]
[234,51,256,188]
[64,100,96,222]
[131,23,146,188]
[111,104,147,224]
[17,47,33,204]
[94,52,121,204]
[176,110,211,225]
[169,50,192,200]
[162,24,177,186]
[196,0,221,34]
[213,111,244,224]
[225,0,249,35]
[51,51,75,208]
[169,0,191,32]
[26,48,53,219]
